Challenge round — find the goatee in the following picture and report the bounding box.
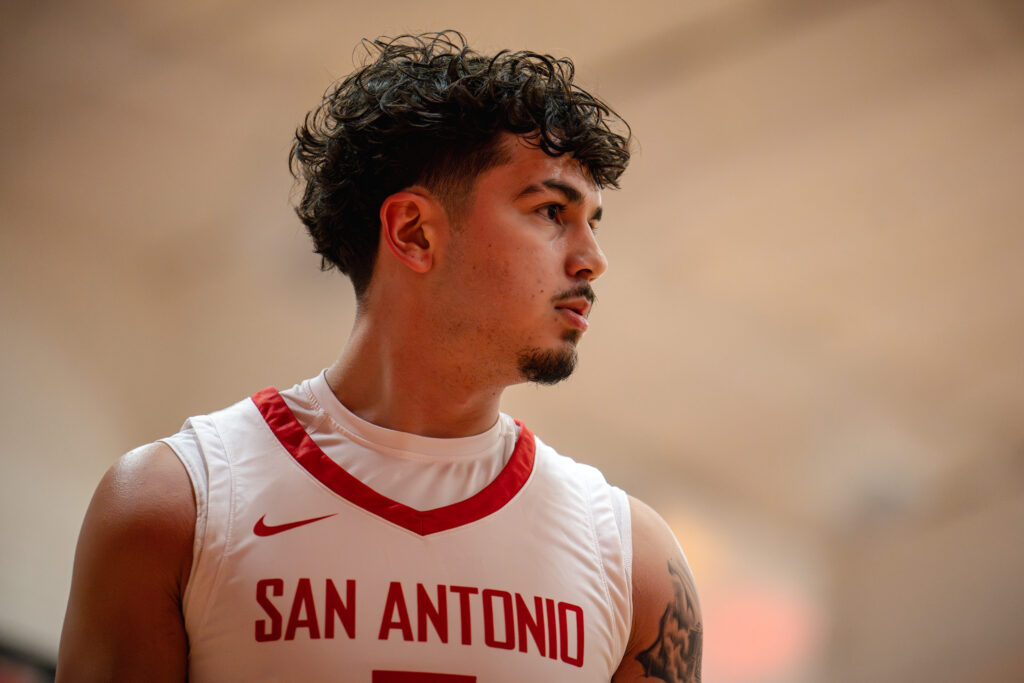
[517,331,581,385]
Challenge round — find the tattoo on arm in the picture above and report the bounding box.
[635,558,702,682]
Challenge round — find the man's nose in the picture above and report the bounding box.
[566,228,608,281]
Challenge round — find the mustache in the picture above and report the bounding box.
[552,283,596,307]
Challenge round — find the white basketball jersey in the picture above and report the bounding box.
[163,382,633,682]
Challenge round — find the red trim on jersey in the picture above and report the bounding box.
[251,387,536,536]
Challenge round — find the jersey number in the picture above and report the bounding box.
[371,672,476,683]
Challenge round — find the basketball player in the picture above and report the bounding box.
[57,32,702,682]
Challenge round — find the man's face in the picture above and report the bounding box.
[434,134,608,386]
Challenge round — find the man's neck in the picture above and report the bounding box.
[323,318,506,439]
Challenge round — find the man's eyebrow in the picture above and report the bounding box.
[516,180,603,221]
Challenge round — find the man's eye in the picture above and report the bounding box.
[542,204,564,221]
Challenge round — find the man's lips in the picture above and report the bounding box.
[555,297,592,318]
[555,297,592,331]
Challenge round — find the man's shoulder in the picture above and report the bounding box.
[57,441,194,679]
[613,494,703,682]
[78,442,197,581]
[529,430,614,487]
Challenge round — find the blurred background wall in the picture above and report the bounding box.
[2,0,1023,681]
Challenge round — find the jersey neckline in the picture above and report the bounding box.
[305,370,513,460]
[250,387,536,536]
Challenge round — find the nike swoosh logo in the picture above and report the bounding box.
[253,513,337,537]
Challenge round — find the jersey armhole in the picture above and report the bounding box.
[160,420,209,604]
[609,486,634,619]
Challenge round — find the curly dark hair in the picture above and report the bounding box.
[290,30,631,299]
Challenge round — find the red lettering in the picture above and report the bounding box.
[416,583,448,643]
[372,672,477,683]
[255,578,284,642]
[558,602,584,667]
[449,585,478,645]
[545,598,558,659]
[482,589,514,650]
[515,594,545,656]
[285,577,320,640]
[379,582,413,641]
[325,578,356,639]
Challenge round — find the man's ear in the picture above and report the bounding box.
[379,190,445,274]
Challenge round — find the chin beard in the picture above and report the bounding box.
[517,333,581,385]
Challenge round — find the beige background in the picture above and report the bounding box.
[2,0,1023,681]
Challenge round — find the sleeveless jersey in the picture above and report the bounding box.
[163,385,634,682]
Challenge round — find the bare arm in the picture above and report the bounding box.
[57,442,195,682]
[612,496,703,683]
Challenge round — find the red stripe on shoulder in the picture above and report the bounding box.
[250,387,535,536]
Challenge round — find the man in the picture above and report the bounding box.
[58,31,702,682]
